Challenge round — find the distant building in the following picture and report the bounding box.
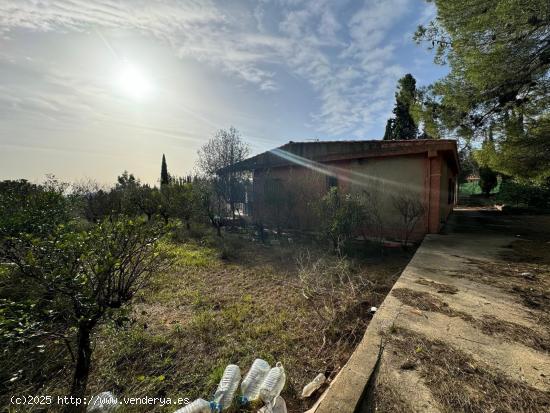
[224,139,459,241]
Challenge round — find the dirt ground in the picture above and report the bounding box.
[372,210,550,412]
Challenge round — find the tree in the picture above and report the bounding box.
[1,218,170,410]
[160,154,170,187]
[133,184,161,221]
[159,179,196,228]
[197,127,250,219]
[195,178,227,236]
[481,114,550,184]
[383,74,419,140]
[116,170,137,190]
[478,166,498,196]
[457,143,478,184]
[383,119,394,140]
[414,0,550,181]
[71,179,124,222]
[0,177,69,239]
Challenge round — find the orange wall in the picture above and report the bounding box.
[250,151,457,240]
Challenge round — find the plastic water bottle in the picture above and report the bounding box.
[87,391,117,412]
[240,358,271,406]
[258,396,287,413]
[212,364,241,411]
[173,398,211,413]
[259,362,286,405]
[301,373,326,398]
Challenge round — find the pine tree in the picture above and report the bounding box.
[383,74,418,140]
[160,154,170,186]
[414,0,550,182]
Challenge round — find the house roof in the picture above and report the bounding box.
[221,139,460,173]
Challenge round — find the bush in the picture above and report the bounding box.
[392,192,426,248]
[316,188,365,254]
[497,179,550,209]
[297,252,374,341]
[479,166,498,196]
[0,178,70,238]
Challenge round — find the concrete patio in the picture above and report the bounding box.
[308,208,550,412]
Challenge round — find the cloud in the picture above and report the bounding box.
[274,0,411,136]
[0,0,418,138]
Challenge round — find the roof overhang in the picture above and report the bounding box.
[219,139,460,174]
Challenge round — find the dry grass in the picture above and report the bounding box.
[0,231,411,413]
[385,328,550,413]
[450,238,550,317]
[372,377,413,412]
[83,235,412,413]
[391,288,472,320]
[391,288,550,352]
[477,315,550,352]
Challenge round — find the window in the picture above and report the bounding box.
[448,178,455,204]
[327,175,338,189]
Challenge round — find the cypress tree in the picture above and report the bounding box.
[383,119,394,140]
[160,154,170,186]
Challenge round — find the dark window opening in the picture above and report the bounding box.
[327,175,338,189]
[448,178,455,204]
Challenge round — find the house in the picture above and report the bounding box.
[224,139,459,241]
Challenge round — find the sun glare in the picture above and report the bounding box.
[116,61,152,100]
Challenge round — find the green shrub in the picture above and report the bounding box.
[316,187,365,254]
[497,180,550,209]
[479,167,498,196]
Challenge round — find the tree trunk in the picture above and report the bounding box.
[216,224,221,237]
[186,220,190,230]
[67,321,94,412]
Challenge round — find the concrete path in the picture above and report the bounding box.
[308,209,550,412]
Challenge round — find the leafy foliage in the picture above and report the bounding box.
[316,187,365,254]
[497,179,550,208]
[0,178,69,238]
[383,74,419,140]
[478,166,498,196]
[415,0,550,182]
[0,178,173,404]
[159,179,198,227]
[457,143,478,184]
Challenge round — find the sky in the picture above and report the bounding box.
[0,0,448,185]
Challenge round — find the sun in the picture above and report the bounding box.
[116,61,152,100]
